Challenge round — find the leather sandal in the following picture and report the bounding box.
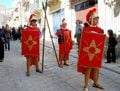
[26,72,30,77]
[36,69,42,73]
[64,62,69,66]
[59,64,63,68]
[83,87,88,91]
[93,83,104,89]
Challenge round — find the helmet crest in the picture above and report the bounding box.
[86,8,97,23]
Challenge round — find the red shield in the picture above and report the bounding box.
[77,31,106,68]
[21,30,39,57]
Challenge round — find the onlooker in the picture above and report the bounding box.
[84,22,89,28]
[74,19,83,46]
[105,29,118,63]
[11,27,17,40]
[0,27,5,62]
[4,24,11,51]
[17,25,23,40]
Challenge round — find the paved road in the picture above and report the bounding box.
[0,40,120,91]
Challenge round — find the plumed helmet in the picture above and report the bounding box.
[62,18,67,24]
[29,14,38,22]
[86,8,99,23]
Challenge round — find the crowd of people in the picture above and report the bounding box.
[0,24,24,62]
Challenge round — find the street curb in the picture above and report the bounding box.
[70,54,120,75]
[102,66,120,74]
[43,43,120,75]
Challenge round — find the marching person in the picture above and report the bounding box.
[55,18,72,68]
[22,14,42,76]
[77,8,104,91]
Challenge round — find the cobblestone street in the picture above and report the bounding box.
[0,40,120,91]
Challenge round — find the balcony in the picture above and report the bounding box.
[23,0,29,7]
[47,0,61,12]
[48,0,61,7]
[70,0,87,4]
[70,0,87,8]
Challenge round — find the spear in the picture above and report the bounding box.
[41,0,60,69]
[41,1,47,73]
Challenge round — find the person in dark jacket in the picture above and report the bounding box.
[0,27,5,62]
[4,24,11,51]
[106,29,118,63]
[11,27,17,40]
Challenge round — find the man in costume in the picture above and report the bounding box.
[22,14,41,76]
[77,8,105,91]
[55,18,72,68]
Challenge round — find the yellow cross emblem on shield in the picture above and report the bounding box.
[24,35,37,51]
[83,40,101,61]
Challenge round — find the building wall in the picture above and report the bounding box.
[0,13,7,27]
[64,3,76,41]
[70,0,98,42]
[72,0,120,36]
[0,5,7,27]
[75,5,98,23]
[99,0,120,36]
[52,9,64,33]
[48,0,76,41]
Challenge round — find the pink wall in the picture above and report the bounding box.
[75,5,98,23]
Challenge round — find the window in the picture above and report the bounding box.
[75,2,84,11]
[89,0,97,7]
[84,1,89,9]
[75,0,98,11]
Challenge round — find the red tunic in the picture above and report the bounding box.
[56,28,72,61]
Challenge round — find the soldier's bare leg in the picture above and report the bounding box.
[26,56,31,76]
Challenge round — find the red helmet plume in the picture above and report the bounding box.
[29,14,36,22]
[62,18,67,24]
[86,8,97,23]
